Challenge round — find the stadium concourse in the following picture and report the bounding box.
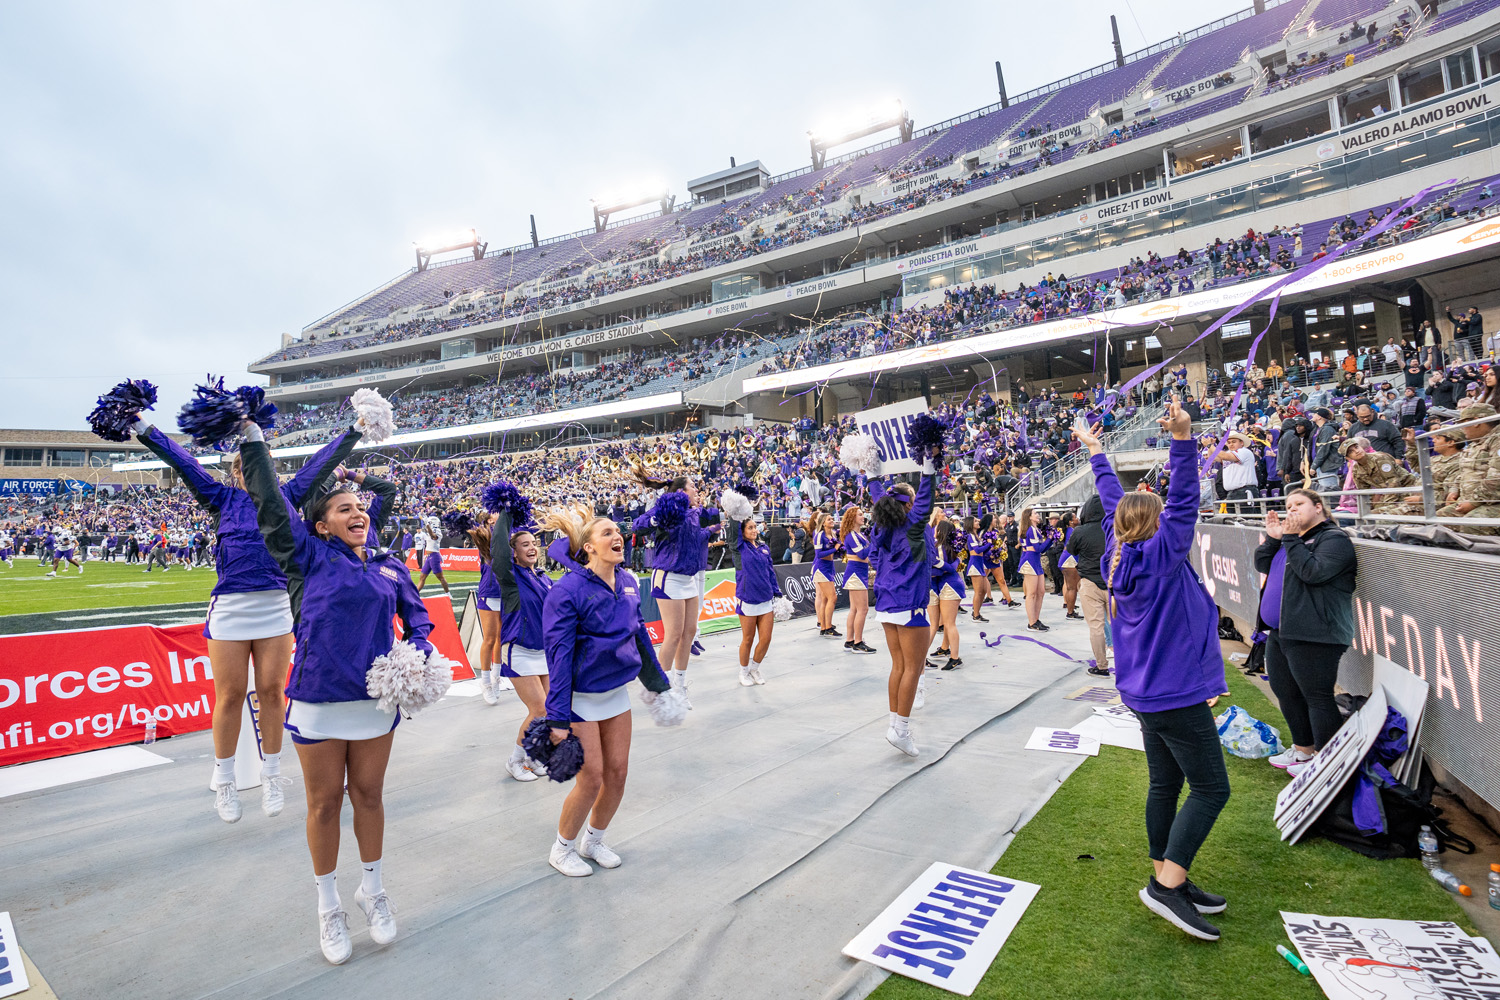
[0,607,1103,1000]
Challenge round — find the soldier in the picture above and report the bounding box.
[1343,439,1417,514]
[1403,426,1465,512]
[1435,403,1500,535]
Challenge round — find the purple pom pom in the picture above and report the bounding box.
[440,509,476,534]
[522,718,555,764]
[480,480,533,526]
[545,732,585,783]
[88,378,158,442]
[177,376,277,450]
[653,491,691,530]
[731,480,759,502]
[906,413,948,464]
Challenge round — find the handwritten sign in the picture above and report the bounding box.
[1282,912,1500,1000]
[843,863,1040,996]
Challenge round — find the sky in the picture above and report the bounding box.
[0,0,1246,430]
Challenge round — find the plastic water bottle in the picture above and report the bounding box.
[1419,825,1440,870]
[143,717,157,745]
[1430,867,1473,896]
[1488,864,1500,911]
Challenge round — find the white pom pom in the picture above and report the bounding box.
[772,596,794,622]
[839,432,884,478]
[719,488,753,523]
[641,686,688,727]
[350,387,396,444]
[366,640,453,714]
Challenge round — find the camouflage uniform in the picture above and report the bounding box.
[1436,406,1500,535]
[1405,437,1463,505]
[1349,452,1418,513]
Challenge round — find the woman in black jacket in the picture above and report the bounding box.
[1254,488,1357,775]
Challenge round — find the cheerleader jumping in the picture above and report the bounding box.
[540,504,678,877]
[1076,407,1231,941]
[130,417,362,823]
[630,467,719,706]
[869,461,936,758]
[1016,508,1050,631]
[839,505,875,653]
[722,485,781,686]
[239,411,442,965]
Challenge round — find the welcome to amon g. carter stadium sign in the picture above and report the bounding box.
[1193,521,1500,811]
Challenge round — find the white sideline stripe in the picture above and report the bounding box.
[0,746,171,799]
[55,610,197,622]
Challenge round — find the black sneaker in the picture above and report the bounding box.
[942,657,963,671]
[1139,878,1221,941]
[853,641,877,654]
[1066,611,1085,620]
[933,648,950,658]
[1086,665,1112,677]
[827,627,843,638]
[935,624,944,633]
[971,614,989,623]
[1027,621,1051,632]
[1183,879,1226,914]
[844,640,855,650]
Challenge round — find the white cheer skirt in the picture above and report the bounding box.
[205,589,293,641]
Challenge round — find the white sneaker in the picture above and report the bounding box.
[1286,760,1312,778]
[739,666,755,687]
[750,667,765,685]
[526,757,549,779]
[44,571,55,578]
[495,677,514,692]
[214,780,242,823]
[354,886,398,945]
[1268,747,1313,769]
[676,676,693,709]
[318,908,352,965]
[886,725,919,757]
[506,756,538,782]
[549,841,593,877]
[261,773,291,817]
[482,679,499,706]
[579,837,622,869]
[913,678,926,711]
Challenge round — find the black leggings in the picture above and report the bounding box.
[1264,629,1347,750]
[1136,701,1231,871]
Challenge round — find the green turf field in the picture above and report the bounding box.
[0,558,480,616]
[869,666,1472,1000]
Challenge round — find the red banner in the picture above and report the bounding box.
[0,597,471,767]
[404,549,481,572]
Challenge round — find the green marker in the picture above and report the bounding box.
[1277,944,1311,976]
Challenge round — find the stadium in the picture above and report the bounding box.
[5,0,1500,997]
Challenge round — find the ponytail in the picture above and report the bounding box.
[1105,537,1123,619]
[629,459,687,493]
[539,502,603,565]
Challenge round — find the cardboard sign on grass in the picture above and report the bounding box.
[1373,655,1429,787]
[1281,912,1500,1000]
[842,863,1040,996]
[1024,727,1100,756]
[1274,686,1388,844]
[0,911,30,998]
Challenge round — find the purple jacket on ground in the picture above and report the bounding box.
[1092,437,1224,713]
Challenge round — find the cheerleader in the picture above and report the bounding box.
[986,514,1019,608]
[838,505,875,653]
[1058,511,1084,620]
[131,420,360,823]
[723,489,781,686]
[414,517,449,594]
[961,515,991,621]
[488,501,554,781]
[1075,409,1230,941]
[630,467,719,705]
[1016,507,1051,631]
[540,504,675,877]
[0,529,13,568]
[869,461,936,758]
[927,512,966,670]
[239,417,438,964]
[809,511,841,637]
[464,513,506,705]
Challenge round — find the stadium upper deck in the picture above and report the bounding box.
[250,0,1500,420]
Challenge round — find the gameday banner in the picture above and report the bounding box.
[638,569,739,643]
[0,597,472,768]
[405,548,482,572]
[856,397,930,475]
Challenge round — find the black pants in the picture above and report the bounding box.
[1264,629,1346,750]
[1135,701,1231,870]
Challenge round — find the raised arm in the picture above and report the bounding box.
[489,511,521,617]
[908,473,935,525]
[133,425,229,511]
[1153,434,1202,566]
[282,426,363,511]
[542,588,579,730]
[236,425,315,578]
[698,506,721,527]
[725,519,745,572]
